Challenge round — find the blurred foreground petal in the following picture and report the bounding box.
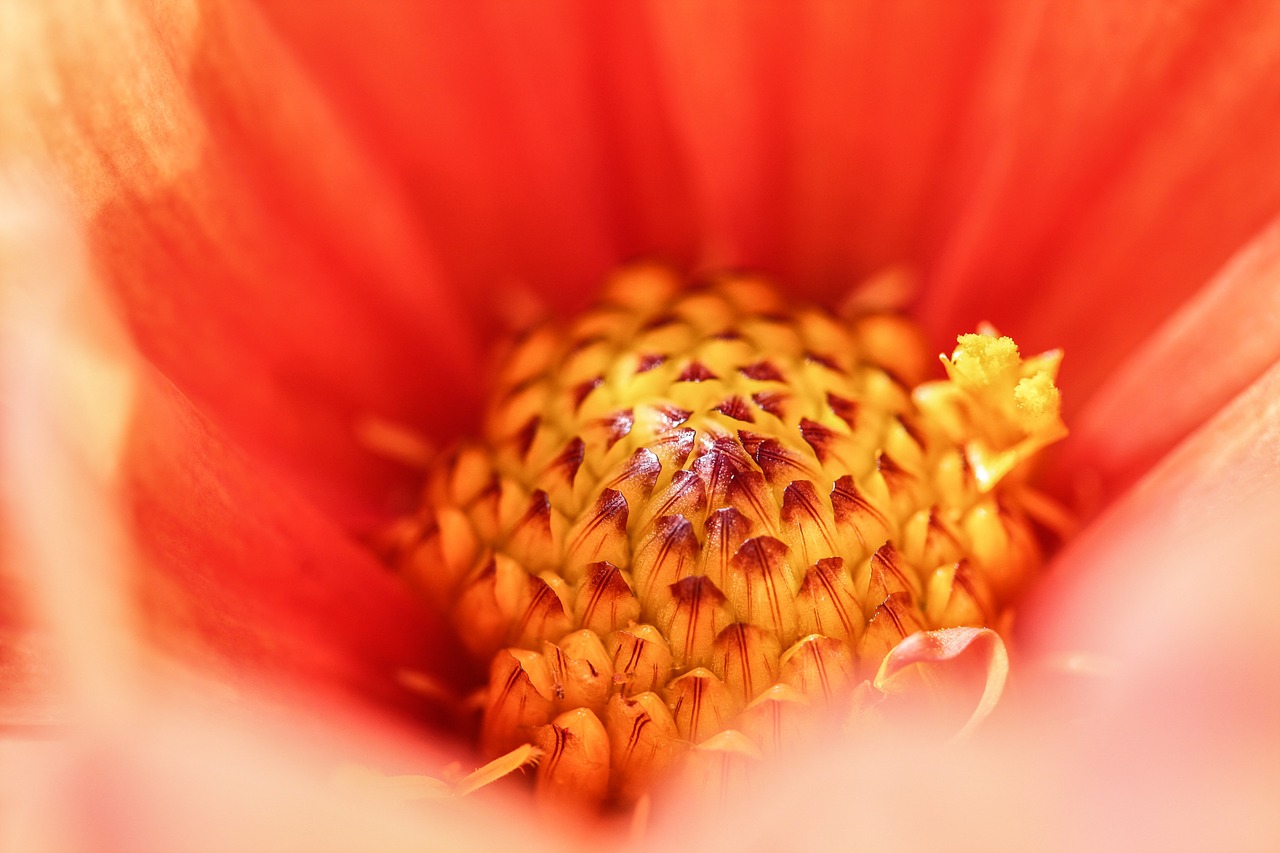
[1,173,139,720]
[2,695,585,853]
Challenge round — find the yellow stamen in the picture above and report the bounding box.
[926,330,1067,491]
[334,743,544,803]
[454,743,545,798]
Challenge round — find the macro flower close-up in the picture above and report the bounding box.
[4,1,1280,850]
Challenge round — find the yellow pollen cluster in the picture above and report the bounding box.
[391,265,1065,811]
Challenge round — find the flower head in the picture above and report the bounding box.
[4,1,1280,851]
[393,264,1064,808]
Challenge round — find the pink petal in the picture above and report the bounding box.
[1015,360,1280,842]
[1019,359,1280,847]
[7,696,582,853]
[1024,355,1280,664]
[872,627,1009,738]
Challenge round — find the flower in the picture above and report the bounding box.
[4,1,1280,850]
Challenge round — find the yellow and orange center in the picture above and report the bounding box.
[391,264,1065,810]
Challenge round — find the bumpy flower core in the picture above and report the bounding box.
[392,265,1065,810]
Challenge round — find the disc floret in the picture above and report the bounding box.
[393,265,1064,809]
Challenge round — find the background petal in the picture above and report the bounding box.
[1061,211,1280,498]
[649,0,996,295]
[916,0,1280,412]
[18,0,1275,519]
[124,371,468,714]
[254,0,698,324]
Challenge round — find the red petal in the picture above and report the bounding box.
[917,2,1280,407]
[1061,212,1280,496]
[255,1,697,319]
[124,372,463,712]
[782,4,997,294]
[650,2,1000,293]
[650,0,977,285]
[645,2,800,275]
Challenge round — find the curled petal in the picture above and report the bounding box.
[872,627,1009,738]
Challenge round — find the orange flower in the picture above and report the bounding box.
[4,1,1280,849]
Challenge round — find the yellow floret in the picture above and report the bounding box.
[926,332,1066,491]
[947,333,1022,389]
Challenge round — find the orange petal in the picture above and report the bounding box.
[3,1,483,519]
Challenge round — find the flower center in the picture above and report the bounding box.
[391,264,1065,810]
